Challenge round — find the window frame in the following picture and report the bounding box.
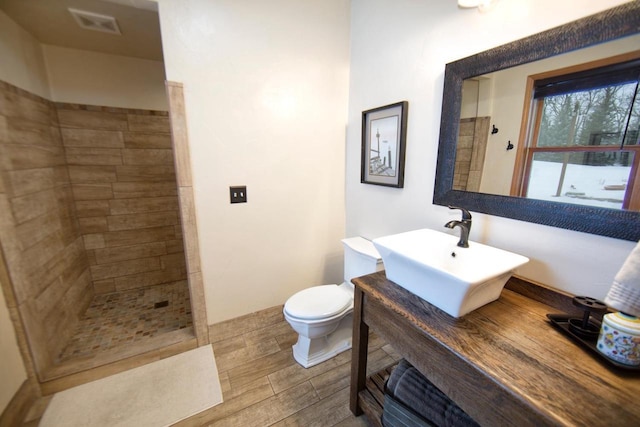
[511,50,640,211]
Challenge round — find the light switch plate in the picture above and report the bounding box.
[230,186,247,203]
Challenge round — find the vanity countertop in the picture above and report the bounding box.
[350,272,640,426]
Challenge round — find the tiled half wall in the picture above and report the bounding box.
[454,116,489,192]
[0,81,93,377]
[57,104,187,295]
[0,79,187,378]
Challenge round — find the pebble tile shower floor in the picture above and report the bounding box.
[56,281,192,363]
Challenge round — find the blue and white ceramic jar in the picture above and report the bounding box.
[597,312,640,366]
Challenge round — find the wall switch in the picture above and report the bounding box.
[230,186,247,203]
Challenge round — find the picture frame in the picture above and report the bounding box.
[361,101,408,188]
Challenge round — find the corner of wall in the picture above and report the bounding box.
[0,9,51,99]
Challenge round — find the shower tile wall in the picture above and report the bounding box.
[57,104,187,294]
[0,81,93,377]
[454,117,490,192]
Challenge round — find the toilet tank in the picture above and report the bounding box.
[342,237,383,284]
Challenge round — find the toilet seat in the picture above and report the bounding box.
[284,285,351,320]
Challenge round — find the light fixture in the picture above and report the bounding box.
[458,0,494,10]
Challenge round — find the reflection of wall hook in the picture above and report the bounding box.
[506,140,514,151]
[491,125,499,134]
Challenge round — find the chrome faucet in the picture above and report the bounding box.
[444,206,472,248]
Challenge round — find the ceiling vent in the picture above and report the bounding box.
[68,8,121,35]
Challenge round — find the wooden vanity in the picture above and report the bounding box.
[350,272,640,426]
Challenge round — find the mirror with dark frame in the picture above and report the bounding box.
[434,2,640,241]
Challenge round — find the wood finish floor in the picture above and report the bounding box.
[22,305,401,426]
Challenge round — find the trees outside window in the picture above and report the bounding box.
[515,56,640,210]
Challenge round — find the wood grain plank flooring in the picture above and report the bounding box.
[198,306,398,426]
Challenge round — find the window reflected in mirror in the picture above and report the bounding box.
[526,150,635,210]
[512,56,640,210]
[455,34,640,212]
[516,57,640,210]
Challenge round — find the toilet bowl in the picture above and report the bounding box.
[284,237,382,368]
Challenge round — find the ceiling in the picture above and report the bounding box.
[0,0,163,61]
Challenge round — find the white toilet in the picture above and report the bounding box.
[283,237,382,368]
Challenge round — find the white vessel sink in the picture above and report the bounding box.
[373,229,529,318]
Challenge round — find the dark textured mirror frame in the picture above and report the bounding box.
[434,2,640,242]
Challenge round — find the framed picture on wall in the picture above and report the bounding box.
[361,101,408,188]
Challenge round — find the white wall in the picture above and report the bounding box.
[42,45,168,111]
[347,0,636,299]
[0,9,166,111]
[157,0,350,323]
[0,9,50,98]
[0,281,27,414]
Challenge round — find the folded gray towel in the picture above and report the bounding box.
[385,359,479,427]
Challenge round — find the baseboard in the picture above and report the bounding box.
[208,305,284,343]
[0,379,39,427]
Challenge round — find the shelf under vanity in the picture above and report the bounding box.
[350,272,640,426]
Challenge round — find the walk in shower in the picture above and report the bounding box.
[0,82,194,384]
[0,0,206,390]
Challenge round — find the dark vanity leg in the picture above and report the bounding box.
[350,285,369,415]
